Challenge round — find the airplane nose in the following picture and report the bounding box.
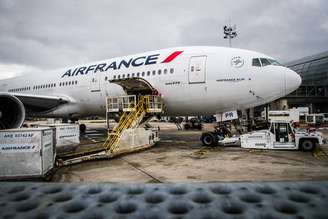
[285,69,302,95]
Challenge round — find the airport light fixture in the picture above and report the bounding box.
[223,25,237,47]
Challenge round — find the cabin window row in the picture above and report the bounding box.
[8,87,31,92]
[33,83,57,90]
[59,81,78,87]
[112,68,174,80]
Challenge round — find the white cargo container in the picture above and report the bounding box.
[37,123,80,147]
[0,128,55,179]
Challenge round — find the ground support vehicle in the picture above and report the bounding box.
[201,120,323,152]
[241,120,323,151]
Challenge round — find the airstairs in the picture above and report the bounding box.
[57,94,163,166]
[104,95,163,153]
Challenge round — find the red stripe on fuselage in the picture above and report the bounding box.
[161,51,183,63]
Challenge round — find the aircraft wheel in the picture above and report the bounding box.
[184,124,190,130]
[79,124,86,134]
[300,139,315,152]
[201,132,218,147]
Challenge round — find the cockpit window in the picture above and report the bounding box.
[268,59,281,66]
[260,58,271,66]
[252,58,261,67]
[252,58,282,67]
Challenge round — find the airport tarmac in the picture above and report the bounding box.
[52,122,328,183]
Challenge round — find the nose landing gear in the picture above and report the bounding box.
[201,124,232,147]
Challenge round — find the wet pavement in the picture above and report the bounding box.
[51,122,328,183]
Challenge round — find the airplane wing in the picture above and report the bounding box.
[11,93,70,112]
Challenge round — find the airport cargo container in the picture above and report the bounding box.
[0,128,55,179]
[37,123,80,146]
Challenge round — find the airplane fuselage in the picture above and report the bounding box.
[0,46,301,119]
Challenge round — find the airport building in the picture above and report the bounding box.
[284,51,328,113]
[259,50,328,115]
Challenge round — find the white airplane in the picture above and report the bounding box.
[0,46,301,130]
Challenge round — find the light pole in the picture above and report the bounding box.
[223,24,237,47]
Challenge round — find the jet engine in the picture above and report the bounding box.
[0,93,25,129]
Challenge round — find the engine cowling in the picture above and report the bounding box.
[0,93,25,129]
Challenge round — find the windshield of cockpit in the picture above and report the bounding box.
[252,58,282,67]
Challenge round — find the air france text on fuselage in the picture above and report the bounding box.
[61,54,160,78]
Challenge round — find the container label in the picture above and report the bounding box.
[0,144,38,153]
[0,132,41,144]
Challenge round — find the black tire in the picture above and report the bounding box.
[300,139,315,152]
[79,124,86,134]
[201,132,218,147]
[184,124,191,130]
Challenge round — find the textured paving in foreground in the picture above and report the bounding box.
[0,181,327,219]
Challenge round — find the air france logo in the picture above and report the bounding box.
[61,51,183,78]
[231,56,244,68]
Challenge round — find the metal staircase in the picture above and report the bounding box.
[56,94,163,166]
[104,95,163,153]
[104,96,145,153]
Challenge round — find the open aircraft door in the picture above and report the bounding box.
[109,77,156,95]
[188,56,207,84]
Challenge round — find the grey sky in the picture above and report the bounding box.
[0,0,327,78]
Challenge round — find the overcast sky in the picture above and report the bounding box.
[0,0,327,78]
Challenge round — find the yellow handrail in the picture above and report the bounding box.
[103,96,146,153]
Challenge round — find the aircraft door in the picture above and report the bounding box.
[90,74,101,92]
[188,56,207,84]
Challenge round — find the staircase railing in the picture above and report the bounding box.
[103,96,146,153]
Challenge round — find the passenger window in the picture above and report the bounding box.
[158,69,162,75]
[137,72,140,77]
[164,69,167,74]
[127,74,130,78]
[114,75,116,79]
[252,58,261,67]
[105,76,108,81]
[152,70,156,75]
[142,72,145,77]
[191,66,194,72]
[132,73,135,77]
[170,68,174,74]
[260,58,271,67]
[122,74,125,78]
[118,75,121,79]
[147,71,150,76]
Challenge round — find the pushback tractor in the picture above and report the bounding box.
[201,120,323,152]
[240,120,323,151]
